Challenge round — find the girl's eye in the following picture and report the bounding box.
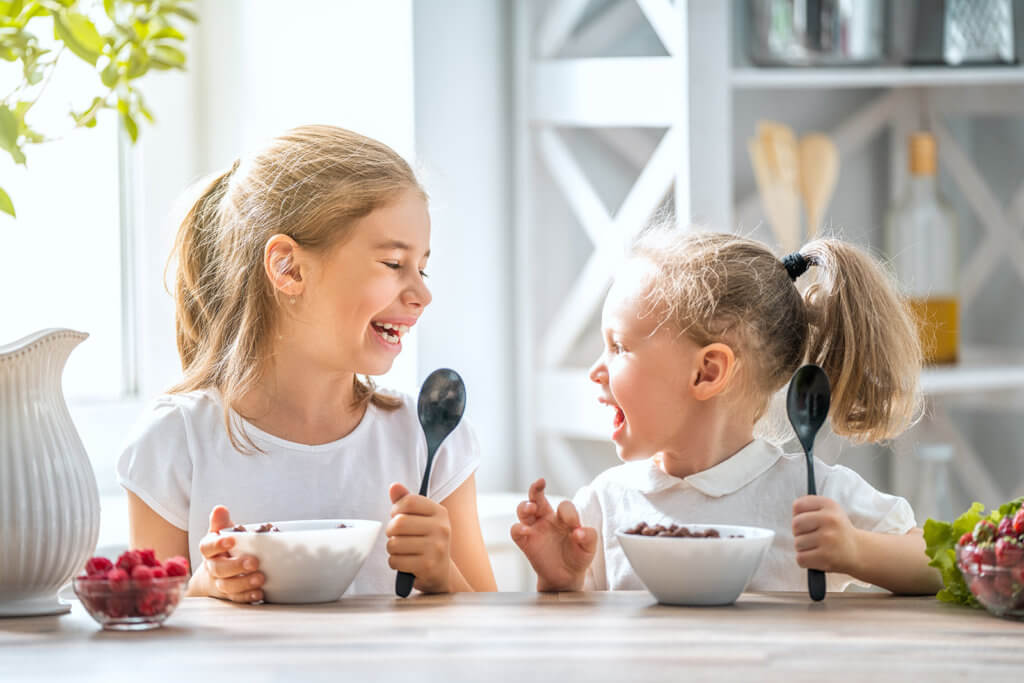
[383,262,401,270]
[610,342,625,354]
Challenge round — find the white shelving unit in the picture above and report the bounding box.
[515,0,1024,507]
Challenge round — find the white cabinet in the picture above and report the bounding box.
[515,0,1024,511]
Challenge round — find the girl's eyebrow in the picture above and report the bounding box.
[373,239,430,258]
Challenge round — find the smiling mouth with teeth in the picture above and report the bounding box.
[372,321,410,345]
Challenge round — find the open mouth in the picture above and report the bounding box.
[371,321,410,345]
[613,406,625,429]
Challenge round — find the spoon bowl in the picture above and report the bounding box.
[786,364,831,602]
[395,368,467,597]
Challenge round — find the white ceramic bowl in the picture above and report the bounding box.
[226,519,381,603]
[616,524,775,606]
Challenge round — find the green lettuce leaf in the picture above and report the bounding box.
[923,497,1023,607]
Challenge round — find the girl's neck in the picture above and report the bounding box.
[233,347,366,446]
[653,403,755,479]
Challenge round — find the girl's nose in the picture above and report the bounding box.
[588,356,607,384]
[402,275,432,309]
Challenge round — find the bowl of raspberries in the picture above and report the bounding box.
[72,549,190,630]
[956,508,1024,619]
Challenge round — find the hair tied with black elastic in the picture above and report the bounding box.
[782,252,811,281]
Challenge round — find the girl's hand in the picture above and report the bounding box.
[386,483,452,593]
[510,478,597,592]
[189,505,265,603]
[792,495,860,574]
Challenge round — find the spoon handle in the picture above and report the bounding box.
[396,570,415,598]
[805,447,826,601]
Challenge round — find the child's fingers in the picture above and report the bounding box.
[555,500,582,531]
[208,505,234,533]
[386,513,438,538]
[222,587,264,604]
[388,482,411,505]
[572,525,598,556]
[205,553,259,579]
[516,500,538,524]
[390,492,440,517]
[214,570,265,596]
[791,511,821,536]
[386,535,433,557]
[509,522,532,548]
[199,532,235,559]
[792,495,827,515]
[793,530,821,552]
[528,479,555,517]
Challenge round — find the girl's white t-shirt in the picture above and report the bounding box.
[574,439,916,593]
[116,388,479,596]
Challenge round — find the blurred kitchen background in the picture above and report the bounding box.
[3,0,1024,589]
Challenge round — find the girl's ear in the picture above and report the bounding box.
[264,234,306,296]
[690,342,736,401]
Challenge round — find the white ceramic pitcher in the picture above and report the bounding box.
[0,328,100,616]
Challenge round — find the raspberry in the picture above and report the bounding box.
[958,532,973,547]
[131,564,154,585]
[135,590,167,617]
[84,556,114,577]
[997,517,1013,539]
[1013,509,1024,536]
[104,596,135,619]
[138,549,160,567]
[116,550,143,572]
[164,556,189,577]
[150,566,167,579]
[995,537,1024,567]
[106,567,131,592]
[973,519,997,544]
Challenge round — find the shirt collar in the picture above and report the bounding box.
[632,439,784,498]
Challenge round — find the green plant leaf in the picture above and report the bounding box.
[52,11,105,65]
[0,104,19,151]
[149,43,184,69]
[120,110,137,142]
[103,0,114,20]
[125,44,148,78]
[150,26,185,41]
[168,5,198,23]
[0,186,15,217]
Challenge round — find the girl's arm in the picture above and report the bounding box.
[848,527,943,595]
[126,490,189,561]
[441,474,498,592]
[793,495,942,595]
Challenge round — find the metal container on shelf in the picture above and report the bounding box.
[890,0,1018,66]
[746,0,886,66]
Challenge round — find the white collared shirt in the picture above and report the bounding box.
[573,439,915,592]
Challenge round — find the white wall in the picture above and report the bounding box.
[412,1,516,493]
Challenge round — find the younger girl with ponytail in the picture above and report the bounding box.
[512,227,942,595]
[118,125,496,600]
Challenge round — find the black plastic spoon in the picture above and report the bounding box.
[395,368,467,598]
[786,364,831,602]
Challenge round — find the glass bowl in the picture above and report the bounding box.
[73,574,188,630]
[957,544,1024,619]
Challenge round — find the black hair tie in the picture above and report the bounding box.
[782,252,811,281]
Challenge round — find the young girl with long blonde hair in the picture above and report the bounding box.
[119,125,496,600]
[512,227,942,595]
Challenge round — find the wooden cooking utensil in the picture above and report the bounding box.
[749,121,801,253]
[798,133,839,240]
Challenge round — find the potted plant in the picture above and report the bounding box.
[0,0,196,216]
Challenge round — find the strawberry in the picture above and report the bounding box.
[958,531,973,547]
[973,519,998,544]
[995,537,1024,567]
[1013,508,1024,536]
[997,517,1013,539]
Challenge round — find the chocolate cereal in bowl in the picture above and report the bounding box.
[615,523,774,606]
[224,519,381,603]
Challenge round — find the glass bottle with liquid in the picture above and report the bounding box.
[910,443,954,524]
[886,132,959,365]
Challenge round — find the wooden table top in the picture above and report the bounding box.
[2,591,1022,682]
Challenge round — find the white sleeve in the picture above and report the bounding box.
[821,465,916,535]
[573,484,606,591]
[426,416,480,502]
[116,399,194,530]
